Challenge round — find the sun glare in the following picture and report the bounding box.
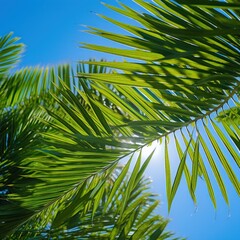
[142,140,163,159]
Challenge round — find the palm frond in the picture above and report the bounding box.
[1,52,159,237]
[0,32,23,79]
[79,0,240,209]
[1,59,112,110]
[6,152,179,240]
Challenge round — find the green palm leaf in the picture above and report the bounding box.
[6,152,178,240]
[79,0,239,209]
[0,41,164,237]
[0,32,23,79]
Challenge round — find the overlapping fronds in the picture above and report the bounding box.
[1,0,240,238]
[80,0,240,210]
[0,34,174,238]
[0,62,122,237]
[7,155,178,240]
[1,56,114,111]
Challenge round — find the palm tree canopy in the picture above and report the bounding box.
[0,0,239,238]
[0,33,178,239]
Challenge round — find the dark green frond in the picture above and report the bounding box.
[6,153,178,240]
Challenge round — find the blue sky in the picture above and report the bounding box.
[1,0,240,239]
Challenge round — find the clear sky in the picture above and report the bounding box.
[1,0,240,239]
